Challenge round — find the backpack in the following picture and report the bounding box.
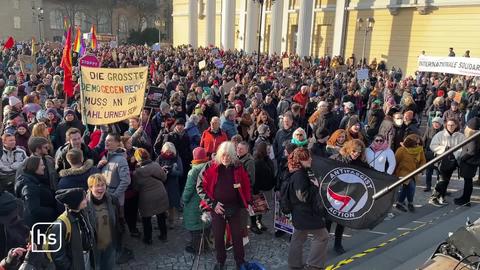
[43,212,72,262]
[279,172,294,214]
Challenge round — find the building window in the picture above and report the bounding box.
[74,12,88,32]
[119,15,128,33]
[13,0,19,9]
[49,10,63,29]
[98,11,110,33]
[13,16,21,29]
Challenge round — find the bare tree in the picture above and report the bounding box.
[49,0,81,28]
[120,0,159,31]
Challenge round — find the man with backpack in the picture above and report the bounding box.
[47,188,95,270]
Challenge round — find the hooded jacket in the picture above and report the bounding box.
[58,159,99,190]
[394,146,426,184]
[185,118,201,149]
[53,114,85,149]
[100,148,131,206]
[200,127,228,156]
[0,146,27,176]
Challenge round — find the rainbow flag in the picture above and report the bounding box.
[73,26,81,53]
[90,24,97,49]
[79,37,86,56]
[63,17,69,42]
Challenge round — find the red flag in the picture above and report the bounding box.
[3,36,14,49]
[150,62,155,82]
[61,27,74,97]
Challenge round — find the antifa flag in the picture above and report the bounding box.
[312,157,398,230]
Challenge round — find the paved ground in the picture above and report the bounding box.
[117,173,480,270]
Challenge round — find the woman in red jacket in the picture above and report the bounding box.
[196,141,251,270]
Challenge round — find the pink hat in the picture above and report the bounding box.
[192,147,208,163]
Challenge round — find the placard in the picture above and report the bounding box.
[18,55,37,74]
[213,59,224,69]
[199,60,206,70]
[145,86,165,108]
[79,54,100,68]
[356,68,369,80]
[80,66,148,125]
[273,194,294,234]
[282,58,290,69]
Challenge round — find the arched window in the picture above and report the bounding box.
[98,10,110,33]
[49,9,63,29]
[119,15,128,33]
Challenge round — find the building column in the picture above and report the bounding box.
[269,0,284,55]
[280,0,290,53]
[296,0,314,57]
[188,0,198,48]
[205,0,216,46]
[238,0,247,50]
[245,0,260,53]
[221,0,235,50]
[332,0,348,57]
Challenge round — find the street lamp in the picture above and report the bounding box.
[357,17,375,67]
[31,5,44,41]
[252,0,274,72]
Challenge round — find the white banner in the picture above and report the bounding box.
[418,56,480,76]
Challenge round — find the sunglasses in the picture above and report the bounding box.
[375,139,384,143]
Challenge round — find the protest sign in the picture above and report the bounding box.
[273,194,294,234]
[221,80,236,94]
[356,68,369,80]
[80,66,148,125]
[152,43,160,51]
[418,55,480,76]
[79,54,100,68]
[199,60,206,70]
[282,58,290,69]
[213,59,224,69]
[16,44,23,50]
[18,55,37,74]
[145,86,165,108]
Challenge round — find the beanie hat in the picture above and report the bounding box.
[8,96,21,107]
[0,191,17,217]
[174,118,186,126]
[3,86,16,96]
[466,117,480,130]
[257,124,270,136]
[134,148,150,162]
[432,117,444,126]
[28,137,49,153]
[55,188,85,210]
[194,105,203,115]
[192,147,208,163]
[46,108,57,116]
[7,111,20,120]
[63,109,75,118]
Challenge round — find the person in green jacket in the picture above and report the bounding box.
[182,147,210,254]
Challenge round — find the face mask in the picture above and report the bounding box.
[394,119,403,126]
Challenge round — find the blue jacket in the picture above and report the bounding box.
[220,117,237,139]
[58,159,99,191]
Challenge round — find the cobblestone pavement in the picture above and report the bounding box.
[117,175,480,270]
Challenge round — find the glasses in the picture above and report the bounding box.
[375,138,384,142]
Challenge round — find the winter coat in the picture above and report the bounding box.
[220,117,238,139]
[443,109,465,128]
[0,146,27,176]
[156,131,192,171]
[85,191,121,257]
[423,126,443,160]
[273,127,294,163]
[185,119,201,150]
[199,127,228,156]
[253,157,275,192]
[55,143,96,172]
[378,117,396,149]
[394,146,426,184]
[239,153,255,187]
[366,147,396,174]
[366,109,385,140]
[430,130,466,160]
[14,173,60,228]
[156,154,183,208]
[133,160,169,217]
[289,168,325,230]
[58,159,99,190]
[196,161,251,210]
[100,149,131,206]
[459,135,480,179]
[182,162,208,231]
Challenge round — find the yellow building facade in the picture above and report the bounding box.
[173,0,480,76]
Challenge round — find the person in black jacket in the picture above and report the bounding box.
[455,117,480,206]
[55,128,97,173]
[52,109,85,149]
[328,139,369,254]
[14,156,61,229]
[50,188,95,270]
[58,149,99,191]
[273,112,294,169]
[287,147,328,270]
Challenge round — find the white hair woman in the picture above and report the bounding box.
[197,141,251,270]
[156,141,183,229]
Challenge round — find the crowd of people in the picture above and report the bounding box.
[0,41,480,270]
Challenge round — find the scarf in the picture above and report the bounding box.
[90,193,106,205]
[160,152,175,160]
[291,137,308,147]
[370,140,389,152]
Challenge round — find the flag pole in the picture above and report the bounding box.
[373,130,480,200]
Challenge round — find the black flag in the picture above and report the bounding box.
[312,157,398,230]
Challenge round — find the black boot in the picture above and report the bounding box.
[334,239,345,254]
[454,197,471,206]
